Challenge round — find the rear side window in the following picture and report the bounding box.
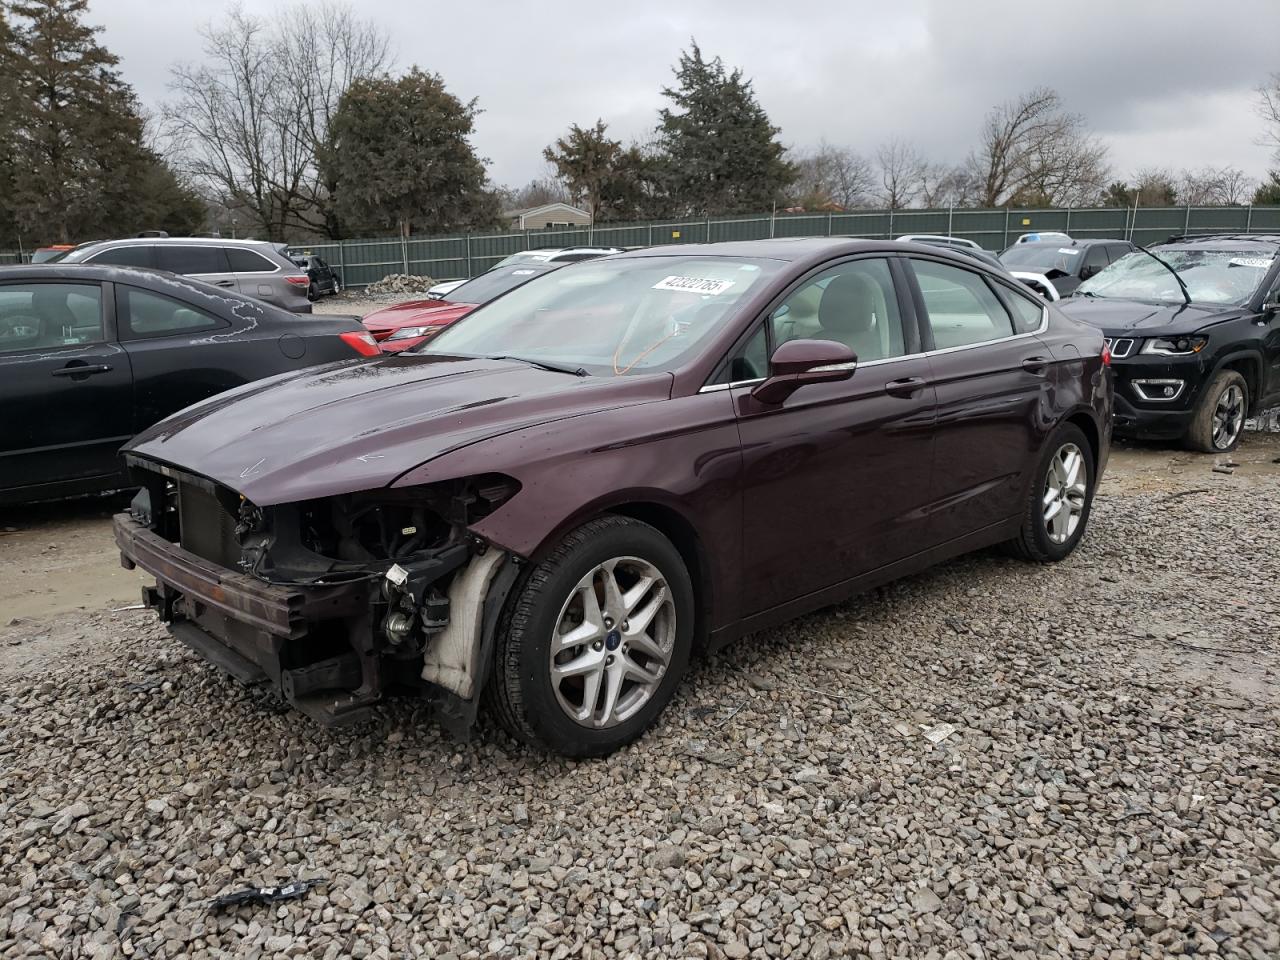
[1003,289,1046,333]
[85,245,154,268]
[0,282,103,354]
[156,245,230,275]
[911,260,1015,350]
[226,248,280,273]
[118,286,226,339]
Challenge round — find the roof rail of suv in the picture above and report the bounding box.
[1163,233,1280,246]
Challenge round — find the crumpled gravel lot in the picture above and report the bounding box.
[2,438,1279,960]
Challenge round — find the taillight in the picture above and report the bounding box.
[339,330,381,357]
[1101,342,1111,366]
[285,275,309,287]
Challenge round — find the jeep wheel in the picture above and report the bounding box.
[1186,369,1247,453]
[489,516,693,757]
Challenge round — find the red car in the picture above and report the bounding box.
[363,262,564,351]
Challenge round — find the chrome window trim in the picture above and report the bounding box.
[696,352,928,393]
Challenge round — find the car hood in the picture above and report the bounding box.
[126,355,672,505]
[1057,296,1232,334]
[362,299,477,332]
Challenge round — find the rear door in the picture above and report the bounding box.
[0,280,134,492]
[225,246,287,305]
[154,244,237,291]
[113,283,249,432]
[905,257,1050,545]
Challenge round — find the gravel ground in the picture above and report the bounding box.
[2,438,1279,959]
[313,291,427,318]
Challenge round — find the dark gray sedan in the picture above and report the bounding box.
[0,264,376,503]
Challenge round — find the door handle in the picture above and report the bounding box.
[1021,356,1050,374]
[885,376,927,398]
[52,363,112,378]
[213,280,236,287]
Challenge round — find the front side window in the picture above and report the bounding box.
[155,245,230,275]
[1077,247,1275,306]
[1083,246,1108,274]
[118,286,225,339]
[911,260,1015,349]
[0,283,103,355]
[769,258,906,362]
[422,255,783,376]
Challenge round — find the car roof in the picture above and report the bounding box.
[1008,238,1125,250]
[1158,234,1280,250]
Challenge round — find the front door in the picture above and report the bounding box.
[0,280,133,493]
[731,257,937,616]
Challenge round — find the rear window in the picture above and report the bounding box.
[226,248,279,273]
[155,245,230,275]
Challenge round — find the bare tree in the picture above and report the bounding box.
[790,141,874,209]
[1179,166,1253,206]
[1257,72,1280,162]
[919,162,977,208]
[967,87,1109,207]
[164,2,391,239]
[500,176,571,211]
[875,138,925,210]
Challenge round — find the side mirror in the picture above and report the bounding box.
[751,339,856,405]
[1079,264,1101,281]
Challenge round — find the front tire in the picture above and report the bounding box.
[1186,369,1247,454]
[1009,423,1095,563]
[489,516,694,757]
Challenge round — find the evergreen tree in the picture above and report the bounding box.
[325,68,497,237]
[655,41,794,216]
[543,120,623,222]
[7,0,203,243]
[0,7,18,247]
[1253,171,1280,205]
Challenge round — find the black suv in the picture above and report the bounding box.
[1057,234,1280,452]
[291,253,342,299]
[999,238,1136,297]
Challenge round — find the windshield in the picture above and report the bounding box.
[444,264,559,305]
[1077,248,1274,305]
[419,255,783,375]
[999,244,1083,276]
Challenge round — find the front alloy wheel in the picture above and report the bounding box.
[549,557,675,728]
[489,516,693,757]
[1186,369,1249,454]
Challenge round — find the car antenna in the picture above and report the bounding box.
[1134,243,1191,305]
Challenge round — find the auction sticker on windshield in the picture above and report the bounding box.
[1229,257,1273,269]
[1058,248,1080,256]
[653,276,736,295]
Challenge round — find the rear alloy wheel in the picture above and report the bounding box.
[1186,370,1247,454]
[489,516,693,757]
[1009,422,1095,563]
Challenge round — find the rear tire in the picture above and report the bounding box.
[1008,422,1095,563]
[1185,369,1247,454]
[488,516,693,757]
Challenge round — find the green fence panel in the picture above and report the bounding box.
[154,206,1280,289]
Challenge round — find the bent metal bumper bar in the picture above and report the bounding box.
[113,512,375,724]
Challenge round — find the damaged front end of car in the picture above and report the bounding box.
[113,455,523,730]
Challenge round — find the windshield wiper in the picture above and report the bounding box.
[488,355,588,377]
[1135,244,1191,305]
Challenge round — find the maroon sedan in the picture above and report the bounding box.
[363,262,566,351]
[113,239,1112,756]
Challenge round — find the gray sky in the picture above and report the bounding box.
[90,0,1280,189]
